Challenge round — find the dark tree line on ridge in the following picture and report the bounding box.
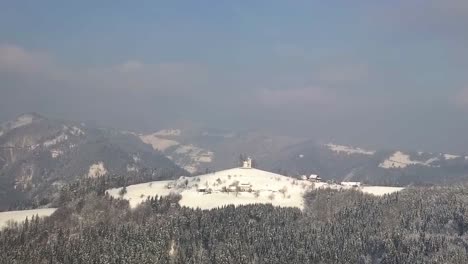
[0,177,467,263]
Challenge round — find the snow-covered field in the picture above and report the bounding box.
[107,180,176,208]
[107,167,404,210]
[361,186,405,196]
[0,208,57,229]
[10,114,34,130]
[444,154,460,160]
[379,151,466,169]
[140,134,180,151]
[379,151,441,169]
[139,132,214,173]
[326,143,375,155]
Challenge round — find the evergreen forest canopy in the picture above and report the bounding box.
[0,176,467,264]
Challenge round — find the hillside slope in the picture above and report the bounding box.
[107,167,403,210]
[266,141,468,185]
[138,128,468,186]
[0,114,186,210]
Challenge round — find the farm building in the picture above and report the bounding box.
[301,174,322,182]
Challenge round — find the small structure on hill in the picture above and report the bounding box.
[301,174,322,182]
[197,187,212,193]
[242,157,253,169]
[341,181,361,187]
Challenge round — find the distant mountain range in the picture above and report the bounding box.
[139,128,468,186]
[0,113,186,210]
[1,113,467,210]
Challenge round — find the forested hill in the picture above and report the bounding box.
[1,178,467,263]
[0,113,187,211]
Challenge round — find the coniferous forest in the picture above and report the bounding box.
[0,177,467,264]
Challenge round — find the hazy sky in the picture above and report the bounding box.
[1,1,467,152]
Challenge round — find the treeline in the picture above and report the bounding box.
[1,183,467,263]
[4,166,182,211]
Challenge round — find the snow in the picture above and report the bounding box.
[341,182,361,187]
[361,186,404,196]
[174,144,195,154]
[127,164,138,172]
[0,208,57,229]
[107,168,315,209]
[326,143,375,155]
[69,126,85,136]
[444,154,460,160]
[173,145,214,171]
[379,151,439,168]
[140,134,180,151]
[139,132,215,173]
[197,154,213,163]
[174,145,214,162]
[87,162,108,178]
[132,154,141,163]
[107,167,404,210]
[107,180,175,208]
[43,133,68,147]
[425,157,440,164]
[153,129,181,136]
[10,115,34,130]
[50,149,64,158]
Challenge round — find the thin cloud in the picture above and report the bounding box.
[0,44,209,96]
[0,44,50,74]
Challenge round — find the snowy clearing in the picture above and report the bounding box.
[107,167,404,210]
[43,133,68,147]
[50,149,64,158]
[361,186,405,196]
[379,151,439,168]
[140,134,180,151]
[10,114,34,130]
[87,162,108,178]
[0,208,57,229]
[444,154,460,160]
[107,180,175,208]
[326,143,375,155]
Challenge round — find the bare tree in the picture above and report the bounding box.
[254,190,260,198]
[268,193,275,201]
[279,186,288,198]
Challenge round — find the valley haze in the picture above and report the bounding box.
[1,2,468,153]
[1,2,468,263]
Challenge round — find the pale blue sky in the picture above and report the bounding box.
[1,1,467,152]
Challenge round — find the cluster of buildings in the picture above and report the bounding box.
[300,174,322,182]
[300,174,361,187]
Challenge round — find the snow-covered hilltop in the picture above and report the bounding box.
[107,160,404,210]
